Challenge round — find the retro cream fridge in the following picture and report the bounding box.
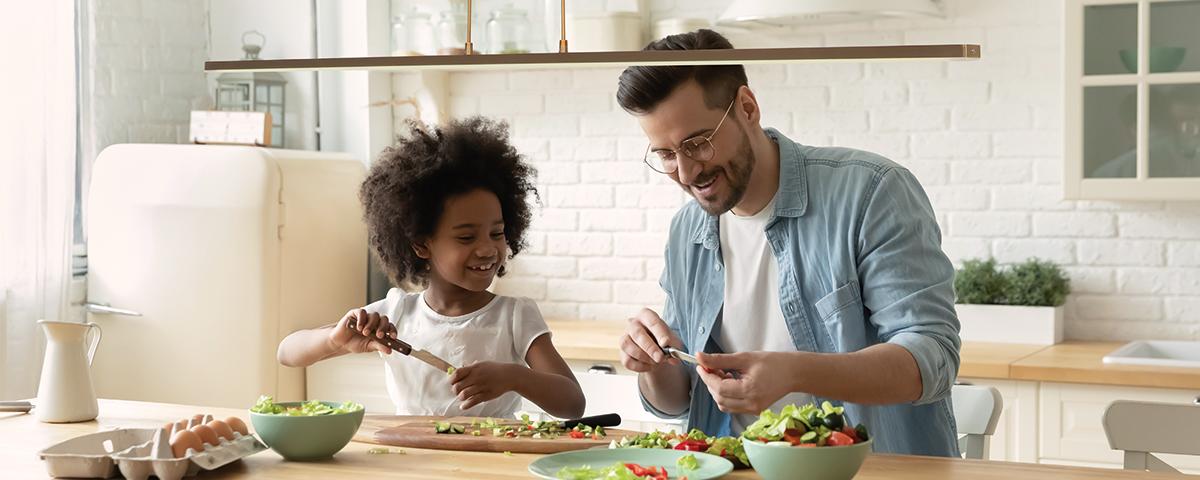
[85,144,366,408]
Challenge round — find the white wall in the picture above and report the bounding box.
[437,0,1200,341]
[84,0,210,161]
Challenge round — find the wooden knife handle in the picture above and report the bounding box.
[346,321,412,355]
[563,413,621,429]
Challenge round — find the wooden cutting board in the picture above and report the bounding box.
[353,415,643,454]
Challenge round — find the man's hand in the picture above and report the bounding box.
[695,351,796,414]
[618,308,684,373]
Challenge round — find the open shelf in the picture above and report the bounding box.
[205,44,981,73]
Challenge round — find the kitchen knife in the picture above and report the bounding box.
[346,322,457,373]
[492,413,622,429]
[661,346,698,365]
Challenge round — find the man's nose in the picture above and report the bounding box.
[675,154,703,185]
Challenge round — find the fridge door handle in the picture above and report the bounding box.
[84,303,142,316]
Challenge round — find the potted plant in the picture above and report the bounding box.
[954,258,1070,345]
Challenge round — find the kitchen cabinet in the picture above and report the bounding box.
[1065,0,1200,199]
[1038,382,1200,473]
[958,378,1040,463]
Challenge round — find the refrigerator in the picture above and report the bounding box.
[85,144,367,408]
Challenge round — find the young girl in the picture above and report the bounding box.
[277,117,585,419]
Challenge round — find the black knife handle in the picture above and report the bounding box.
[346,321,412,355]
[563,413,622,429]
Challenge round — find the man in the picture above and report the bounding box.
[615,29,961,456]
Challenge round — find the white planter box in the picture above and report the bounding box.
[956,304,1064,345]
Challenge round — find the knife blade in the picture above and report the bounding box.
[346,322,457,373]
[661,346,698,365]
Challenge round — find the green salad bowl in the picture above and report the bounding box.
[249,402,364,461]
[742,437,873,480]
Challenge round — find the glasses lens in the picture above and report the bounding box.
[682,137,715,162]
[645,149,677,173]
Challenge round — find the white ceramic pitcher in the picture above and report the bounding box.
[35,320,102,423]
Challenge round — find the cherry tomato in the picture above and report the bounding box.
[568,430,585,439]
[827,431,855,447]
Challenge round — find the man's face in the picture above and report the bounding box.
[636,81,754,215]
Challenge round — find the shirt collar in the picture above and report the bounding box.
[690,128,809,247]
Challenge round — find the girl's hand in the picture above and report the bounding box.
[449,362,518,411]
[329,309,397,355]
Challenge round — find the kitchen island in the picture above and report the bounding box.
[4,399,1191,479]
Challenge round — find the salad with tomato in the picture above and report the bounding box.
[609,429,748,467]
[556,460,691,480]
[741,401,870,447]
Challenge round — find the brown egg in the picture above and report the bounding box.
[170,430,203,458]
[190,424,219,447]
[190,414,205,428]
[207,420,234,441]
[224,416,249,436]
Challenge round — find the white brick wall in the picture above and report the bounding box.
[86,0,210,157]
[433,0,1200,341]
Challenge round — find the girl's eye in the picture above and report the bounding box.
[457,236,474,242]
[490,231,504,239]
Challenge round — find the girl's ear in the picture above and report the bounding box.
[412,240,431,260]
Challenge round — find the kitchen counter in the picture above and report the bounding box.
[5,399,1191,479]
[547,321,1200,390]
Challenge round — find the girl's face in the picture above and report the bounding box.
[417,188,508,293]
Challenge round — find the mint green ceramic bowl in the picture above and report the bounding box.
[249,402,364,461]
[1119,47,1187,73]
[742,437,872,480]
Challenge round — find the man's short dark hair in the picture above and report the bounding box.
[616,29,748,114]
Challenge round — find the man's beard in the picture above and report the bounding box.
[690,126,755,216]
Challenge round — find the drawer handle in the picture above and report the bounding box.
[1194,396,1199,406]
[588,364,616,375]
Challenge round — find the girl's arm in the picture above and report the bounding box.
[512,333,586,419]
[277,309,397,367]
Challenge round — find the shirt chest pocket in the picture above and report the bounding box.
[813,281,869,353]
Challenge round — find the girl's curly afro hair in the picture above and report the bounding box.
[360,116,538,288]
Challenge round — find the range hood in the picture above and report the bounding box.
[717,0,944,28]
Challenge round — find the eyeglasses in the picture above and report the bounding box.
[642,98,737,174]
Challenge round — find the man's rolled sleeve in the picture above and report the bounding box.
[857,167,962,405]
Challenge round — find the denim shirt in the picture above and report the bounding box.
[642,128,962,457]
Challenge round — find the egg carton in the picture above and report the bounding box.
[39,419,266,480]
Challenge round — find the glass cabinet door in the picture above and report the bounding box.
[1067,0,1200,199]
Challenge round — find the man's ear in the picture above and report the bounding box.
[735,85,762,126]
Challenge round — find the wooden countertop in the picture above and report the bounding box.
[6,399,1191,479]
[547,321,1200,390]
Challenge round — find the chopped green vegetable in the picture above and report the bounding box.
[676,453,699,471]
[367,447,407,454]
[447,366,456,376]
[503,451,513,457]
[609,428,748,467]
[250,395,362,416]
[555,462,640,480]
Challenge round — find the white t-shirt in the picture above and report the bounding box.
[718,195,814,433]
[363,288,550,417]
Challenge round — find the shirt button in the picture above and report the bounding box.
[699,326,706,335]
[714,262,722,271]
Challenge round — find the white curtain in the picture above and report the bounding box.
[0,1,77,399]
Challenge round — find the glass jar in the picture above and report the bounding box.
[390,15,406,56]
[404,10,438,56]
[486,6,532,54]
[436,7,469,55]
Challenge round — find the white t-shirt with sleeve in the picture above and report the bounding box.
[718,195,814,433]
[362,288,550,417]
